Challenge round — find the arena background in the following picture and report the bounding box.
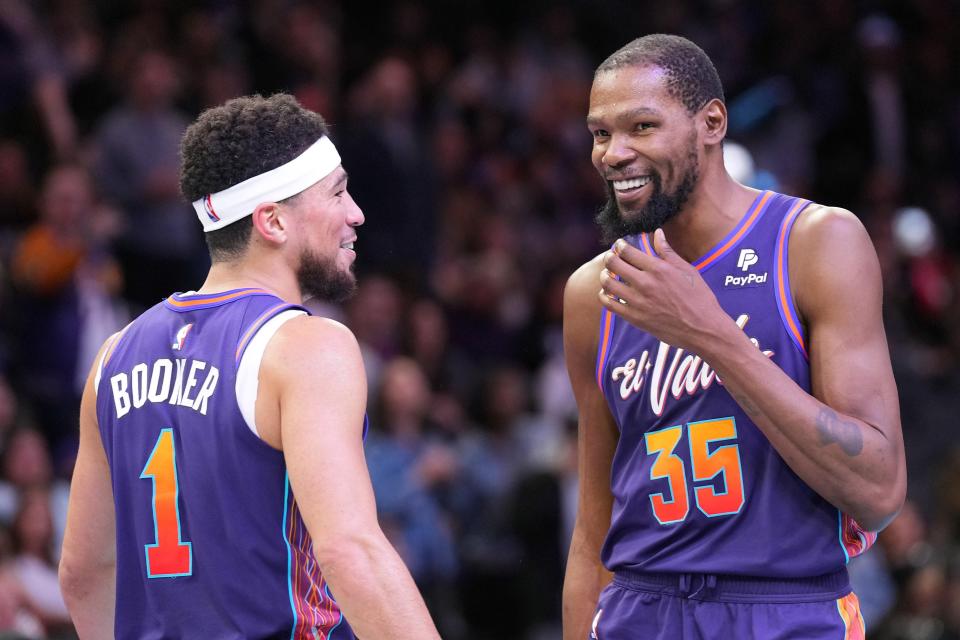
[0,0,958,637]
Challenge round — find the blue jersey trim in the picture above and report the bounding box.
[324,584,345,638]
[283,474,299,638]
[838,509,851,564]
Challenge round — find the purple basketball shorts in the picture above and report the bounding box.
[589,569,866,639]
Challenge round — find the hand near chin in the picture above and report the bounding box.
[599,228,727,352]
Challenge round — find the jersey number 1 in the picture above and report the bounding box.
[141,428,193,578]
[644,417,745,524]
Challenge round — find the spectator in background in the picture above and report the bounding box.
[365,357,460,635]
[0,140,36,236]
[0,429,69,566]
[92,48,202,311]
[347,274,406,391]
[404,297,476,413]
[340,56,437,285]
[453,364,565,640]
[0,520,44,639]
[8,488,70,636]
[7,164,125,455]
[0,3,955,637]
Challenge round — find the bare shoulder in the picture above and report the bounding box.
[564,253,607,367]
[789,204,882,320]
[790,204,875,258]
[565,254,606,322]
[262,315,363,377]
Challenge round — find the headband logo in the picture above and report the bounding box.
[203,194,220,222]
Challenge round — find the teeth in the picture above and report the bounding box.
[613,177,651,191]
[341,242,354,249]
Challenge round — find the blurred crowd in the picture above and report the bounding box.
[0,0,958,638]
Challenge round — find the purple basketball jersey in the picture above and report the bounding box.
[96,288,356,639]
[596,191,876,578]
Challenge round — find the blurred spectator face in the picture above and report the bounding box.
[946,574,960,633]
[2,430,53,489]
[130,51,179,109]
[486,366,528,425]
[13,488,53,558]
[40,165,95,233]
[380,357,431,426]
[904,564,946,617]
[0,376,16,437]
[880,500,926,566]
[199,64,251,111]
[285,4,339,77]
[408,299,448,363]
[432,119,470,181]
[0,140,32,200]
[349,276,402,354]
[356,57,417,120]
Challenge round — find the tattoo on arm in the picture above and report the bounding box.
[815,407,863,456]
[731,392,760,417]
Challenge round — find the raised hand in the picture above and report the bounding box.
[598,228,728,352]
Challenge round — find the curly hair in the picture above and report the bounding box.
[596,34,724,115]
[179,94,330,261]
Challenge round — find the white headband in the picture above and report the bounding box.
[192,136,341,232]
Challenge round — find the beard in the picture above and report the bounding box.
[594,146,700,245]
[297,246,357,303]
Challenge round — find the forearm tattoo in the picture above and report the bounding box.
[731,392,760,417]
[815,407,863,456]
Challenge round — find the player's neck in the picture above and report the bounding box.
[661,169,759,263]
[197,259,303,304]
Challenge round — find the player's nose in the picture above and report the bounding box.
[602,134,638,168]
[345,191,364,227]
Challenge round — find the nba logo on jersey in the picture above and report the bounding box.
[737,248,759,271]
[172,323,194,350]
[203,194,220,222]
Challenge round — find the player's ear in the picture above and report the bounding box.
[251,202,287,245]
[700,98,727,147]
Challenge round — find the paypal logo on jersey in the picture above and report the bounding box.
[737,248,759,271]
[725,248,767,288]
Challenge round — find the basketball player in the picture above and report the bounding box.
[562,35,905,639]
[59,94,441,639]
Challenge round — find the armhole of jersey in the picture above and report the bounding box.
[596,238,642,392]
[595,307,616,392]
[94,324,132,394]
[236,309,307,438]
[774,198,811,359]
[838,510,879,564]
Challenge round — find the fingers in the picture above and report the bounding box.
[602,252,635,287]
[611,238,658,269]
[598,283,634,313]
[599,268,633,304]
